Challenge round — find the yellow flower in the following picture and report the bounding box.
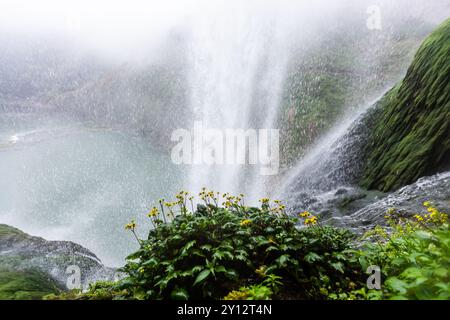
[240,219,252,227]
[147,207,159,218]
[299,211,310,218]
[304,216,318,226]
[423,201,431,207]
[223,201,232,208]
[125,219,137,231]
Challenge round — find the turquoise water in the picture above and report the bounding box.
[0,112,181,266]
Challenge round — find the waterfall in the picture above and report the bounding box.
[184,2,291,201]
[278,93,386,196]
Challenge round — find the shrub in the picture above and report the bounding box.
[114,190,359,300]
[65,193,448,301]
[350,202,449,300]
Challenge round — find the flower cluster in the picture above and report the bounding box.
[304,216,318,226]
[297,211,318,226]
[147,207,159,218]
[256,198,287,216]
[219,193,245,208]
[124,190,320,245]
[415,201,448,225]
[298,211,310,218]
[124,219,136,231]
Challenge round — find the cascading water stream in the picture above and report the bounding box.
[185,2,295,202]
[277,93,387,197]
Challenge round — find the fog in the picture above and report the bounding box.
[1,0,448,63]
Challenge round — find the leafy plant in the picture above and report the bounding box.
[352,202,449,300]
[61,193,448,301]
[108,190,358,300]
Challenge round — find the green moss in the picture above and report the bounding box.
[361,18,450,192]
[0,270,61,300]
[280,21,427,168]
[0,224,28,238]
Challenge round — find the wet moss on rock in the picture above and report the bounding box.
[361,18,450,192]
[0,269,61,300]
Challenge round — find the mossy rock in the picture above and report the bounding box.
[361,18,450,192]
[0,224,28,238]
[0,224,116,294]
[0,270,62,300]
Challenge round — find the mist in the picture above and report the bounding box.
[1,0,448,63]
[0,0,448,266]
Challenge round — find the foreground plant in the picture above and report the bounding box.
[344,202,450,300]
[108,190,358,300]
[55,192,449,300]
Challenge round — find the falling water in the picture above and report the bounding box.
[185,2,291,200]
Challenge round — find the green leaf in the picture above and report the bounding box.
[214,266,227,273]
[400,267,422,280]
[193,270,211,286]
[191,265,203,274]
[171,288,189,300]
[181,240,196,256]
[385,277,407,294]
[276,254,290,267]
[433,268,448,278]
[414,231,433,240]
[265,246,279,253]
[358,256,369,271]
[330,262,344,273]
[142,258,158,267]
[201,244,212,251]
[305,252,322,263]
[225,269,239,280]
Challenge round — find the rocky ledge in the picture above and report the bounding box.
[0,224,115,300]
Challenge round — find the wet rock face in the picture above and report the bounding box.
[286,103,381,194]
[0,224,115,290]
[285,171,449,235]
[285,185,386,224]
[337,171,450,234]
[360,18,450,192]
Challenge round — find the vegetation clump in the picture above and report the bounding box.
[118,190,361,300]
[350,202,450,300]
[0,269,61,300]
[54,191,449,301]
